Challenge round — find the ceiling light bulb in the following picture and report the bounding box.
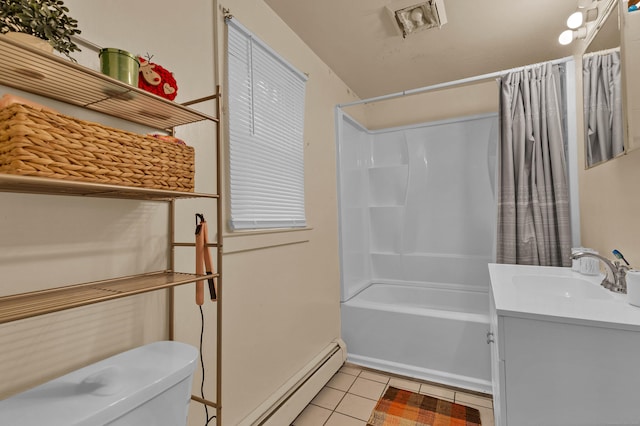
[410,8,424,25]
[559,29,575,45]
[567,11,584,29]
[558,27,588,45]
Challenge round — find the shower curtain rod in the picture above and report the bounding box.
[338,56,573,108]
[582,46,620,58]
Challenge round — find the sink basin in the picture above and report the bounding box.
[512,275,613,300]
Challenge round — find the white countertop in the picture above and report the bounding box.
[488,263,640,331]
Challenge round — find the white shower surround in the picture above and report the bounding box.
[336,111,498,392]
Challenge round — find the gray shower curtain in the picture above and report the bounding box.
[496,62,571,266]
[583,50,623,167]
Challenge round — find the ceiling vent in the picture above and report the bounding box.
[386,0,447,38]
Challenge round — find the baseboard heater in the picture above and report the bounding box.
[239,339,347,426]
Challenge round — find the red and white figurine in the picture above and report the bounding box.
[137,56,178,101]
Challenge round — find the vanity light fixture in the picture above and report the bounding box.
[558,1,599,45]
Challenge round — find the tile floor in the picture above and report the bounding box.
[292,363,494,426]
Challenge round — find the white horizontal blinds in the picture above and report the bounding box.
[227,19,307,230]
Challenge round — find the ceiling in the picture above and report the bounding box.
[264,0,585,99]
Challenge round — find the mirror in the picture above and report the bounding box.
[582,2,622,168]
[621,0,640,153]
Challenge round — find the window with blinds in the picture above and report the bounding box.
[226,19,308,230]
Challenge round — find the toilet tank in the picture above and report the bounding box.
[0,341,199,426]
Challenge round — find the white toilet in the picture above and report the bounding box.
[0,341,199,426]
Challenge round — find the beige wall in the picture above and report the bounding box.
[6,1,635,424]
[345,81,499,130]
[0,2,359,426]
[0,92,171,399]
[0,0,218,402]
[579,149,640,263]
[207,0,364,423]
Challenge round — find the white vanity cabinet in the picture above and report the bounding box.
[489,263,640,426]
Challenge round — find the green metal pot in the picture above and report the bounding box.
[99,48,140,86]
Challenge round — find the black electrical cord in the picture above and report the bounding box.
[199,305,217,425]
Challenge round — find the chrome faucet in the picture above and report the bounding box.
[570,251,629,293]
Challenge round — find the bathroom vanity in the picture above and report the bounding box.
[488,263,640,426]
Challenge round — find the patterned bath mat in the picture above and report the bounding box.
[367,386,482,426]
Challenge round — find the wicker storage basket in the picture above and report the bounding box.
[0,103,194,192]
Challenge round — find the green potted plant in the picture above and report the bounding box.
[0,0,81,60]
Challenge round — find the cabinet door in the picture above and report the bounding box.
[503,316,640,425]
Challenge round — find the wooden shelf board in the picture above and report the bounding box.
[0,271,218,324]
[0,174,218,200]
[0,37,218,130]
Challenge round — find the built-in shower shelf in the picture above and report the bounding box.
[0,271,218,324]
[368,165,408,206]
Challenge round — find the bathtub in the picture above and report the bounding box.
[341,282,492,393]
